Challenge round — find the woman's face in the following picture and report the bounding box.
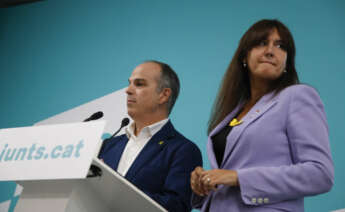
[246,28,287,82]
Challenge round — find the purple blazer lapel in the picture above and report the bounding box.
[221,92,278,167]
[209,105,243,138]
[207,104,243,169]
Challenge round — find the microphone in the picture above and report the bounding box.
[84,111,104,178]
[83,111,104,122]
[98,118,130,157]
[109,117,130,139]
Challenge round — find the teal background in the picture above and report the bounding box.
[1,0,344,211]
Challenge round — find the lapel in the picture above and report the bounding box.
[207,104,243,169]
[124,121,175,181]
[110,136,129,171]
[221,91,278,167]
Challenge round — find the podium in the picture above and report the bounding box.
[15,158,167,212]
[0,122,166,212]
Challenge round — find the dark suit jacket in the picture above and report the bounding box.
[99,121,203,212]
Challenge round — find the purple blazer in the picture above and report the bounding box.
[192,85,334,212]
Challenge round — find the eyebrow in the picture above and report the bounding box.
[262,37,283,42]
[128,78,147,83]
[274,39,284,43]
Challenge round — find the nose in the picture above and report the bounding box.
[126,84,133,95]
[264,43,274,58]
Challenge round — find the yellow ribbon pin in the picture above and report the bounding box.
[229,118,243,127]
[158,141,164,145]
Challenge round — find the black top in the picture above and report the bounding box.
[211,124,234,166]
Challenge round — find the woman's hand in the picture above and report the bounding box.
[191,167,239,196]
[191,166,208,196]
[201,169,239,188]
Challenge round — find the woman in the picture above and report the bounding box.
[190,19,334,212]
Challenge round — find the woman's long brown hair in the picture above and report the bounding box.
[207,19,299,134]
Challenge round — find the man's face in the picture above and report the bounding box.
[126,62,163,120]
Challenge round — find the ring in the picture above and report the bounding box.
[207,177,211,182]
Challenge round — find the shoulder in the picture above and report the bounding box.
[175,131,200,149]
[110,133,128,142]
[103,134,128,148]
[166,127,203,166]
[279,84,318,96]
[277,84,323,104]
[98,133,128,158]
[276,84,326,117]
[166,124,202,155]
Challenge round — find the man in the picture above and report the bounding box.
[99,61,203,212]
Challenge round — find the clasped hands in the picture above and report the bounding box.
[190,166,239,196]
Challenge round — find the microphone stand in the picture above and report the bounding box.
[88,118,130,178]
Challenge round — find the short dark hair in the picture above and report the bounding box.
[208,19,299,134]
[146,60,180,114]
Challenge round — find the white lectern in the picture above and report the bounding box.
[15,158,167,212]
[0,122,166,212]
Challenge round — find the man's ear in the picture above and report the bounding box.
[159,88,171,104]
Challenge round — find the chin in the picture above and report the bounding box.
[257,69,282,79]
[264,76,282,82]
[127,110,136,119]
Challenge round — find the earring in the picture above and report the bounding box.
[283,69,287,73]
[243,63,247,68]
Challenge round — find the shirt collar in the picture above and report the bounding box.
[125,118,169,139]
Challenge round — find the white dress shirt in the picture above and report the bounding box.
[117,118,169,176]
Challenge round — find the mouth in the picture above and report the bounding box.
[260,61,276,66]
[127,99,136,104]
